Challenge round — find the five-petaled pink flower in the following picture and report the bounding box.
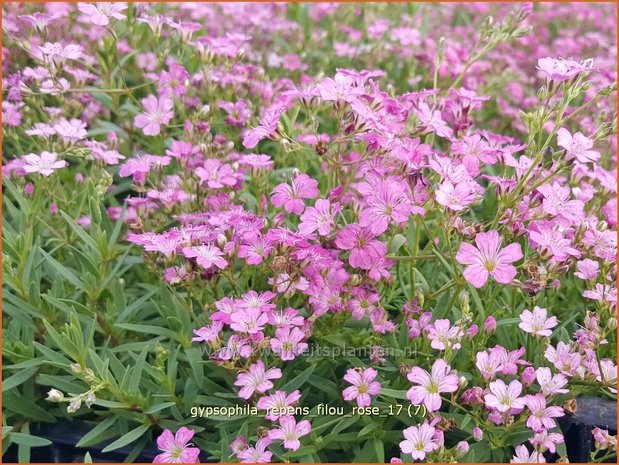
[484,379,526,413]
[342,367,382,408]
[524,393,564,432]
[270,327,308,361]
[406,359,459,412]
[234,360,282,399]
[243,106,285,148]
[256,390,302,421]
[134,95,174,136]
[182,245,227,270]
[267,415,311,451]
[399,421,440,460]
[271,173,319,214]
[21,151,68,177]
[77,2,127,26]
[298,199,340,236]
[153,427,200,463]
[519,306,558,337]
[556,127,600,164]
[456,230,523,288]
[335,224,387,269]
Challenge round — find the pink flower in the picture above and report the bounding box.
[537,181,584,223]
[236,438,273,463]
[243,107,284,148]
[399,421,440,460]
[21,151,68,177]
[519,306,558,337]
[358,178,412,234]
[267,415,311,451]
[271,174,319,214]
[592,428,617,451]
[456,230,523,288]
[342,367,381,408]
[134,95,174,136]
[195,159,238,189]
[484,379,526,413]
[524,394,564,432]
[537,56,594,82]
[335,224,387,270]
[256,390,302,421]
[427,319,464,351]
[270,327,308,361]
[406,359,459,412]
[234,360,282,399]
[192,321,224,343]
[574,259,600,281]
[530,430,564,454]
[557,127,600,164]
[230,308,269,335]
[298,199,340,236]
[435,180,478,211]
[182,245,227,270]
[510,444,546,463]
[238,233,274,265]
[77,3,127,26]
[153,427,200,463]
[535,367,569,396]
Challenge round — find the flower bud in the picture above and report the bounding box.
[70,363,82,374]
[46,389,64,402]
[67,397,82,413]
[608,317,617,331]
[473,426,483,441]
[458,376,468,389]
[455,441,470,457]
[521,366,537,386]
[85,391,96,408]
[484,316,497,333]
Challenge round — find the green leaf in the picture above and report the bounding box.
[2,367,37,392]
[77,417,117,448]
[379,388,409,400]
[9,433,52,447]
[101,424,150,453]
[129,346,149,394]
[281,366,315,392]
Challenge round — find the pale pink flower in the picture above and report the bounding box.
[435,180,478,211]
[556,127,600,164]
[530,430,564,454]
[267,416,311,451]
[21,151,68,176]
[592,428,617,451]
[406,359,459,412]
[271,174,319,214]
[236,438,273,463]
[537,56,594,82]
[77,3,127,26]
[456,230,522,288]
[270,327,308,361]
[574,259,600,280]
[195,159,238,189]
[192,321,224,343]
[510,444,546,463]
[519,306,558,337]
[153,427,200,463]
[256,390,302,421]
[525,394,564,432]
[535,367,569,396]
[234,360,282,399]
[484,379,526,413]
[298,199,340,236]
[342,367,381,408]
[134,95,174,136]
[358,178,412,234]
[427,319,464,351]
[182,245,227,270]
[399,421,440,460]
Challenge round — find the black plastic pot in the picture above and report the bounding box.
[3,420,210,463]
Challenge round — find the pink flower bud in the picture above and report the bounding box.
[473,426,483,441]
[484,316,497,333]
[24,182,34,196]
[456,441,470,457]
[521,366,536,386]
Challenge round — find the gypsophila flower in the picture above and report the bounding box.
[342,367,382,408]
[153,427,200,463]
